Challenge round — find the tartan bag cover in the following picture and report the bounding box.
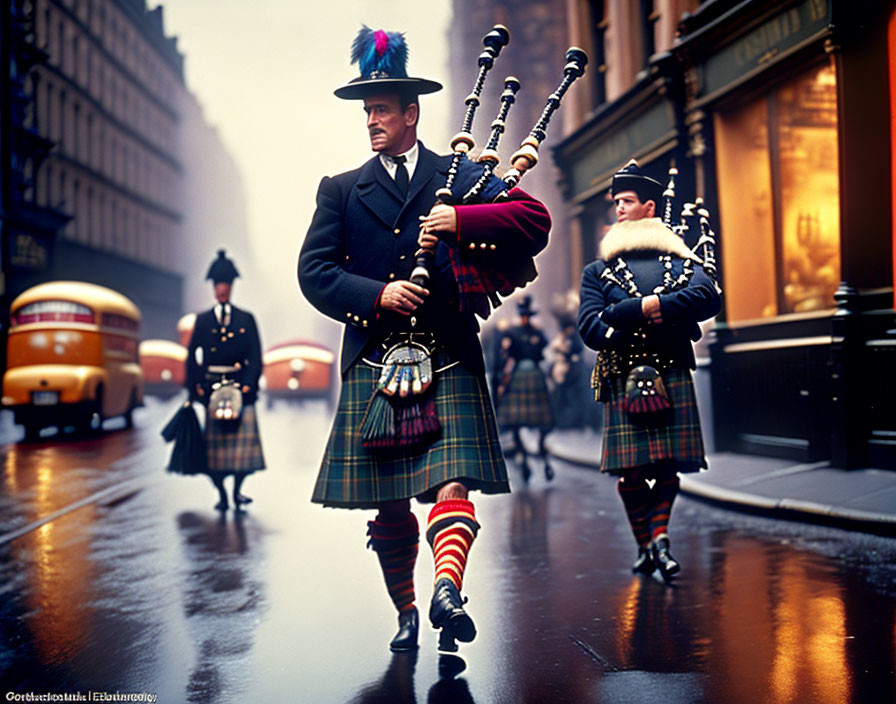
[600,367,707,475]
[312,361,509,508]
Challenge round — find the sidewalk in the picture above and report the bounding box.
[545,429,896,536]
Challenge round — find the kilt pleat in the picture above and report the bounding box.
[496,360,555,430]
[205,404,266,474]
[600,367,707,475]
[312,362,509,508]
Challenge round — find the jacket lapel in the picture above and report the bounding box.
[356,156,402,228]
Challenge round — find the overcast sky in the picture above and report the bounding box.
[152,1,454,347]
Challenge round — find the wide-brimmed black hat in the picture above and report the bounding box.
[334,26,442,100]
[205,249,240,284]
[611,159,664,206]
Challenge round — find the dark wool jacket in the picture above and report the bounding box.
[502,323,549,363]
[578,218,721,371]
[186,305,263,405]
[298,142,551,378]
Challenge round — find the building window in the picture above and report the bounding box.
[640,0,657,65]
[714,60,840,322]
[59,91,67,149]
[73,102,80,159]
[588,0,607,106]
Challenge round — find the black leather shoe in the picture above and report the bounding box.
[214,500,229,511]
[652,536,680,580]
[429,579,476,644]
[389,607,419,652]
[521,459,532,484]
[632,546,655,574]
[544,461,555,481]
[234,493,253,506]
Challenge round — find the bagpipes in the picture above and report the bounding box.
[411,26,588,316]
[361,27,587,452]
[659,166,721,292]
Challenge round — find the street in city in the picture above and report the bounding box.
[0,397,894,703]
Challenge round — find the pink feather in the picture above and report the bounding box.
[374,30,388,56]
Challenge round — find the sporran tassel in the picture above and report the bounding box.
[396,395,441,449]
[360,391,397,448]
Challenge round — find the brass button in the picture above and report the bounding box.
[393,228,401,235]
[468,243,476,250]
[389,273,395,279]
[490,244,496,250]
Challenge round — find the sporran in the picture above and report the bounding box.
[360,338,446,451]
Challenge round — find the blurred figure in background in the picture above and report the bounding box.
[495,296,555,483]
[186,249,266,512]
[547,290,588,430]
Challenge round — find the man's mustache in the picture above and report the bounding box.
[369,128,385,137]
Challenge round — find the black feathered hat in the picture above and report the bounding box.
[334,26,442,100]
[205,249,240,284]
[611,159,664,207]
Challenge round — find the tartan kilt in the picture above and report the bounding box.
[205,404,266,474]
[600,367,707,476]
[496,360,555,430]
[312,361,509,509]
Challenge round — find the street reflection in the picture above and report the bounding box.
[613,574,697,672]
[10,447,96,667]
[176,511,264,704]
[427,654,475,704]
[709,536,854,704]
[768,564,850,704]
[348,651,418,704]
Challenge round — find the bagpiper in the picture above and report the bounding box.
[577,160,720,580]
[185,249,266,512]
[298,27,551,652]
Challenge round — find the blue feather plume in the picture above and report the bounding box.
[350,25,408,78]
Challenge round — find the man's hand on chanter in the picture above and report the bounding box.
[379,280,429,315]
[417,204,457,254]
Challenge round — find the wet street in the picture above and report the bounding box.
[0,397,894,703]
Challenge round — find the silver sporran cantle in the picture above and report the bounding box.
[208,365,243,422]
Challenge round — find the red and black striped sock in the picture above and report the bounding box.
[367,512,419,613]
[649,473,681,542]
[617,477,652,547]
[426,499,480,590]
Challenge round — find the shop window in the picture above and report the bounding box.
[714,60,840,322]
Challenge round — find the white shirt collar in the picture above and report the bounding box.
[379,142,419,182]
[214,303,231,326]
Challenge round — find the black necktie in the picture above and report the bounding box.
[392,155,409,198]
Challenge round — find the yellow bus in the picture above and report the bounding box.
[2,281,144,439]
